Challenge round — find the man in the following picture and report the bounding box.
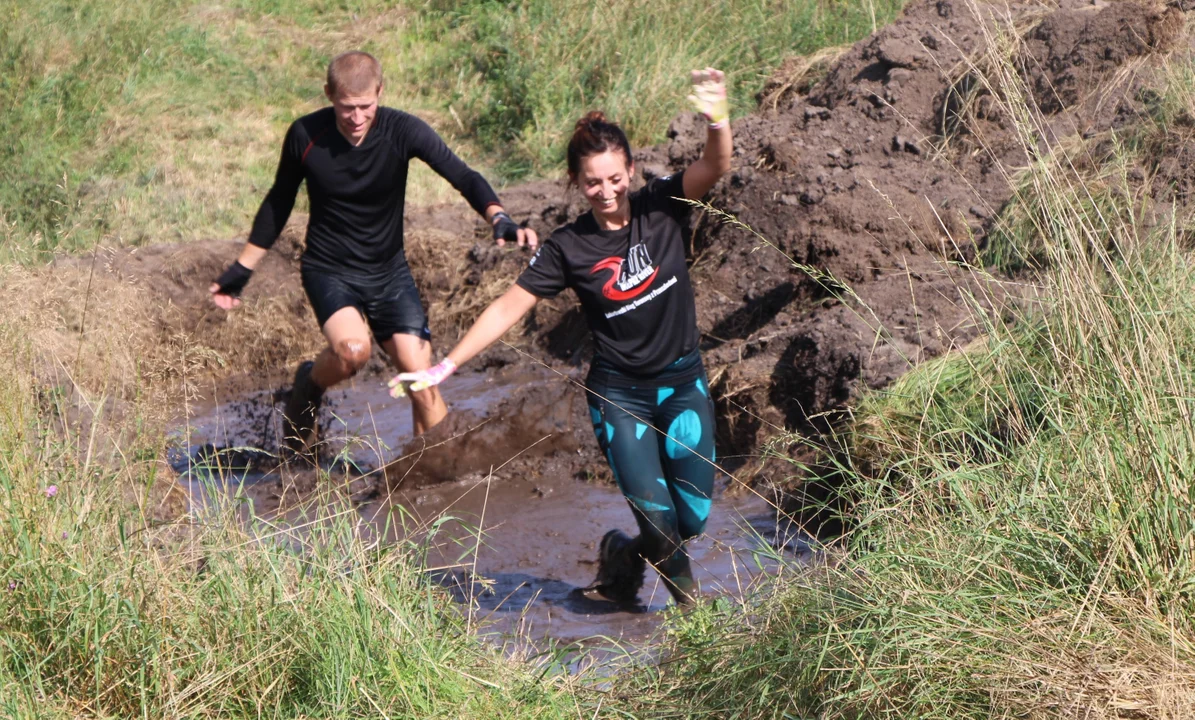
[210,51,536,457]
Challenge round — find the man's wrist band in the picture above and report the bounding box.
[214,261,253,296]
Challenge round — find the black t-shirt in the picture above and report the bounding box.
[247,107,500,277]
[517,172,699,377]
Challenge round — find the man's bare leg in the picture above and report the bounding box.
[312,306,373,388]
[382,332,448,434]
[283,306,373,455]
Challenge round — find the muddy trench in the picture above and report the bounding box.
[47,0,1192,657]
[171,362,805,653]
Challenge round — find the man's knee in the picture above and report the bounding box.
[334,339,371,374]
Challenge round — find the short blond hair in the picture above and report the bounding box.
[326,51,382,97]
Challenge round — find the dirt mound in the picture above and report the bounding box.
[1022,1,1184,114]
[30,0,1190,496]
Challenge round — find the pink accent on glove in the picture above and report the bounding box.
[388,358,458,398]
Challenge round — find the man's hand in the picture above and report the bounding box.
[388,358,458,398]
[492,211,539,249]
[688,68,729,128]
[209,260,254,310]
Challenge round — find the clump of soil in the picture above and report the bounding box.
[1021,1,1185,115]
[25,0,1191,503]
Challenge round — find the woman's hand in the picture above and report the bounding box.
[389,358,457,397]
[389,282,538,399]
[688,68,728,128]
[682,68,733,200]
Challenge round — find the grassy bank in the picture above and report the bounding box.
[0,0,903,261]
[0,243,586,715]
[0,367,580,717]
[614,27,1195,720]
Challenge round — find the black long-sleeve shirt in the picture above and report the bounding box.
[248,106,500,276]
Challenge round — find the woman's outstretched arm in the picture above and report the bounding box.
[682,68,733,200]
[389,284,540,395]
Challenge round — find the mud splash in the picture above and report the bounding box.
[171,365,507,488]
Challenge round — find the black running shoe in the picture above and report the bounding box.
[585,529,645,604]
[664,574,698,607]
[282,360,323,457]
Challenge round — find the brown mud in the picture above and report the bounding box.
[33,0,1194,651]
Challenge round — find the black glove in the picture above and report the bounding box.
[213,261,253,297]
[492,211,521,245]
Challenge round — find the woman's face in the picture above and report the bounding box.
[574,150,634,226]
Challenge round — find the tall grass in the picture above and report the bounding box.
[619,16,1195,720]
[0,0,903,261]
[0,362,577,717]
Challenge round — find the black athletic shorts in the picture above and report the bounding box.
[300,260,432,343]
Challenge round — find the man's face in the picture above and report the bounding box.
[325,85,380,145]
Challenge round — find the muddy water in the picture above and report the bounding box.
[363,473,796,654]
[172,368,502,482]
[170,369,806,655]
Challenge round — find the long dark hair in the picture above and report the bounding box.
[566,111,632,184]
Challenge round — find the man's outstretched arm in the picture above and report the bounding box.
[407,116,537,248]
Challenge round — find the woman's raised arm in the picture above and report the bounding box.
[682,68,733,200]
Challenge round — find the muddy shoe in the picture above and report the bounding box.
[584,529,645,604]
[282,361,324,458]
[664,575,698,607]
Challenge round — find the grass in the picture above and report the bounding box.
[0,0,904,261]
[407,0,901,178]
[0,362,583,717]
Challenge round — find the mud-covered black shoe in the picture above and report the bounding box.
[664,575,698,607]
[282,360,324,458]
[584,529,645,604]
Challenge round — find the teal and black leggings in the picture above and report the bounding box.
[586,350,717,597]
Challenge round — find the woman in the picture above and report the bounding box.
[390,69,732,605]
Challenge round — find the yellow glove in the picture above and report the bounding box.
[388,358,457,398]
[687,67,729,128]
